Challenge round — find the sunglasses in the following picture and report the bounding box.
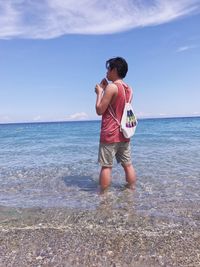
[106,64,112,71]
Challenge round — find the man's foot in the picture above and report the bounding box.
[124,183,136,191]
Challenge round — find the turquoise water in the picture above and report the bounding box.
[0,117,200,219]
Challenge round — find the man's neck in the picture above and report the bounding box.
[112,78,123,83]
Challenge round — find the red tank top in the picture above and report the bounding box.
[100,82,132,143]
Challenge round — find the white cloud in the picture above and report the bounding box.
[176,45,197,52]
[0,0,199,39]
[136,111,200,119]
[32,113,89,122]
[192,111,200,115]
[33,115,42,121]
[66,112,89,120]
[0,115,11,123]
[0,113,90,123]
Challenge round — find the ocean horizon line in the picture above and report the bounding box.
[0,115,199,126]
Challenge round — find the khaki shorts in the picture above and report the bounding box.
[98,142,132,167]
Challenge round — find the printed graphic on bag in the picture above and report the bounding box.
[126,110,137,128]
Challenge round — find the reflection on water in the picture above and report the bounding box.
[63,175,97,192]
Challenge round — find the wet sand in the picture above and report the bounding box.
[0,198,200,267]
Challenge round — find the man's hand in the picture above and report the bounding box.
[95,84,103,95]
[95,78,108,95]
[100,78,108,90]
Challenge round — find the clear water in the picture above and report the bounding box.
[0,117,200,221]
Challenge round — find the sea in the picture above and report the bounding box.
[0,117,200,221]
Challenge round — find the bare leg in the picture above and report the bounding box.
[122,163,136,189]
[99,167,112,192]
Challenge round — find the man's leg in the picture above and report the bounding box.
[122,163,136,189]
[99,166,112,191]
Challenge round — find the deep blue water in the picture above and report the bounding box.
[0,117,200,219]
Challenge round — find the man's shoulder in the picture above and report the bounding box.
[104,83,118,96]
[106,83,118,90]
[115,82,133,93]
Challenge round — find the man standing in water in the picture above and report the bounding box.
[95,57,136,192]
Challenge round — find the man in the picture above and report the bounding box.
[95,57,136,191]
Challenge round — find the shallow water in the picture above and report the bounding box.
[0,118,200,222]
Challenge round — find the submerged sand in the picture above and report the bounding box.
[0,197,200,267]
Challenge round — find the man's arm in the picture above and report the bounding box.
[95,84,117,115]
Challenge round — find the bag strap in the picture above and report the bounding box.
[108,104,120,126]
[108,83,132,124]
[128,87,133,103]
[115,82,132,103]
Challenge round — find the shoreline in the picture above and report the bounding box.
[0,205,199,267]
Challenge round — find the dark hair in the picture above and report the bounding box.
[106,57,128,78]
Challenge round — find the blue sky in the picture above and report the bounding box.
[0,0,200,123]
